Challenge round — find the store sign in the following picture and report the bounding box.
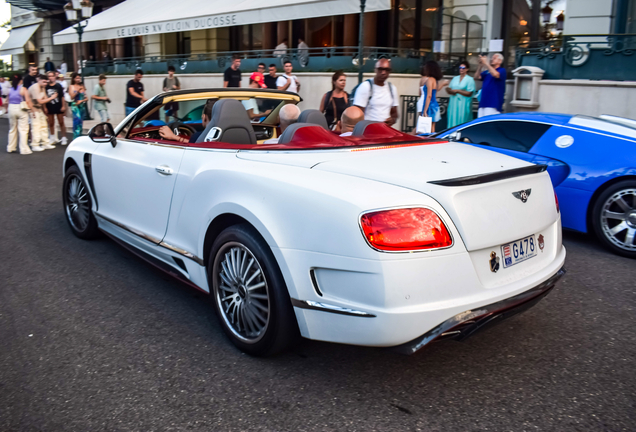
[115,14,238,38]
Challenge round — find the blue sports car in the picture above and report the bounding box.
[435,112,636,258]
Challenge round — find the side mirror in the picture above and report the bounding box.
[88,122,117,147]
[448,131,461,142]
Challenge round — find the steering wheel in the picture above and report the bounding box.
[167,121,196,137]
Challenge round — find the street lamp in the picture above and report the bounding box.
[64,0,94,82]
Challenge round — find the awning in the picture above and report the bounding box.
[53,0,390,45]
[0,24,40,56]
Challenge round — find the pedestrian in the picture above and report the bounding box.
[264,64,278,89]
[338,106,365,136]
[44,57,55,73]
[57,61,68,75]
[45,71,68,145]
[223,55,242,88]
[352,58,398,125]
[319,70,348,130]
[263,104,300,144]
[257,62,266,76]
[274,38,288,57]
[298,37,309,65]
[68,72,87,139]
[0,77,10,115]
[125,69,146,116]
[446,61,476,128]
[91,74,111,123]
[474,53,506,118]
[7,74,33,154]
[57,73,68,92]
[417,61,444,133]
[162,65,181,122]
[23,65,38,90]
[276,61,300,94]
[28,74,57,151]
[242,72,272,120]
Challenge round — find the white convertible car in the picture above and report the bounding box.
[62,88,566,356]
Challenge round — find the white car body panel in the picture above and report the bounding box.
[63,128,566,351]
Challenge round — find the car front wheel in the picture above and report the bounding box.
[592,180,636,258]
[63,165,99,240]
[208,224,298,356]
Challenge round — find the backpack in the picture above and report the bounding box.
[350,78,396,108]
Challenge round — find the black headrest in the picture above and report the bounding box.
[196,99,257,144]
[298,109,329,130]
[277,123,317,144]
[352,120,380,137]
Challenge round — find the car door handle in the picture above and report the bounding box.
[155,165,173,175]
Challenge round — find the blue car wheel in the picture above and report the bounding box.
[591,180,636,259]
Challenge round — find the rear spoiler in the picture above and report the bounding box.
[429,164,547,187]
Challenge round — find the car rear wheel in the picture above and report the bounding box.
[592,180,636,258]
[208,224,299,356]
[63,165,99,240]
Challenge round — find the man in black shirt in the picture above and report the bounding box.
[44,57,56,72]
[223,56,241,88]
[23,65,38,90]
[44,71,67,145]
[125,69,146,116]
[264,64,278,89]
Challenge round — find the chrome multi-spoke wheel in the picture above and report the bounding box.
[63,166,99,239]
[593,181,636,258]
[209,224,298,356]
[600,188,636,252]
[213,242,270,343]
[65,175,90,232]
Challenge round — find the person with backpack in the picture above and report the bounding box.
[319,71,348,130]
[352,58,398,125]
[163,65,181,122]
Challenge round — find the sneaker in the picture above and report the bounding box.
[49,135,59,144]
[21,149,33,155]
[60,137,68,146]
[31,145,45,152]
[42,143,56,150]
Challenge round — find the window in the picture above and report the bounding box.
[459,121,551,152]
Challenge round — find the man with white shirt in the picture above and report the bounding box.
[353,58,398,125]
[276,61,300,94]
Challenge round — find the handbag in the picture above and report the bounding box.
[416,103,432,134]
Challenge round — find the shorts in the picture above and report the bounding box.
[47,104,63,115]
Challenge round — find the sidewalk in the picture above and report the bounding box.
[64,116,102,134]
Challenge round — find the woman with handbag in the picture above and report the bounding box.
[7,74,33,154]
[417,61,446,134]
[319,71,348,130]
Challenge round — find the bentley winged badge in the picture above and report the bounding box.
[512,189,532,203]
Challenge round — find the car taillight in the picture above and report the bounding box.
[555,192,560,213]
[360,208,453,252]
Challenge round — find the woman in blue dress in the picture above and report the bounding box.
[446,61,476,128]
[418,61,445,133]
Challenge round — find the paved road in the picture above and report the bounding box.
[1,119,634,431]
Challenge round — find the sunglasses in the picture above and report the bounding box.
[376,67,392,72]
[459,66,467,69]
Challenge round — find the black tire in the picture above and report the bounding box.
[208,224,299,356]
[591,179,636,259]
[62,165,99,240]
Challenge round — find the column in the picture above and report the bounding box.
[344,14,357,52]
[144,34,162,57]
[115,39,125,58]
[277,21,288,45]
[263,22,275,50]
[189,30,208,54]
[363,12,377,47]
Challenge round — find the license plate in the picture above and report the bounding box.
[501,235,537,268]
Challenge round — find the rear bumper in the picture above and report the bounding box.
[392,267,566,355]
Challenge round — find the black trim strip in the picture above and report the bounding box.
[428,164,547,187]
[309,269,323,297]
[290,299,376,318]
[83,153,98,210]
